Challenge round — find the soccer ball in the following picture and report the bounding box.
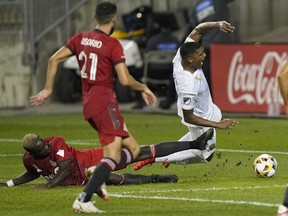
[253,154,277,178]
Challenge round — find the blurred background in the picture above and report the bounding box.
[0,0,287,116]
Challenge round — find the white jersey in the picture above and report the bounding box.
[173,37,222,128]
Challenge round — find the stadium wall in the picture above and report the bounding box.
[0,0,288,108]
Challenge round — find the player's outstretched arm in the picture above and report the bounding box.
[182,109,238,130]
[189,21,235,43]
[0,171,40,187]
[30,46,73,106]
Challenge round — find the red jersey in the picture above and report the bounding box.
[65,29,125,119]
[23,136,103,186]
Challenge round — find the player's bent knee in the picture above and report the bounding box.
[131,146,141,159]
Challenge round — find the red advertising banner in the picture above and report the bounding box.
[211,44,288,114]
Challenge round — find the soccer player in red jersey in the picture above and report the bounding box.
[30,2,156,212]
[0,134,178,189]
[29,1,214,213]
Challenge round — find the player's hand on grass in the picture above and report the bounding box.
[216,119,238,130]
[29,89,52,106]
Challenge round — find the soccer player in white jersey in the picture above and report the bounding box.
[134,21,238,170]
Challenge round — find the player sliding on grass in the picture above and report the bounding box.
[134,21,239,171]
[0,134,179,190]
[0,129,213,212]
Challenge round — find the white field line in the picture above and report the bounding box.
[0,153,22,157]
[0,138,98,146]
[110,193,279,207]
[111,185,285,208]
[120,184,286,194]
[218,148,288,155]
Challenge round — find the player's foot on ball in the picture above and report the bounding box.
[277,204,288,216]
[152,174,178,183]
[134,157,155,171]
[95,183,109,201]
[196,128,214,150]
[72,199,105,213]
[161,162,170,168]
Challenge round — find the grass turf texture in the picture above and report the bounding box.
[0,113,288,215]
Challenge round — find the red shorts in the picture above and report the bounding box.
[76,148,104,167]
[88,105,129,146]
[83,88,128,146]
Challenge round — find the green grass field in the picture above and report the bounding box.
[0,112,288,215]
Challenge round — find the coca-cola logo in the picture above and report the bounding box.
[228,51,287,105]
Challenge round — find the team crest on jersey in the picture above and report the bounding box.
[32,164,42,173]
[195,76,201,80]
[56,149,65,157]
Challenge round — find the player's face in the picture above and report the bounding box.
[190,47,206,69]
[32,137,50,158]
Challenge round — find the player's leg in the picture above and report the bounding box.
[118,131,140,167]
[73,103,132,213]
[134,128,214,170]
[73,137,122,213]
[134,128,213,161]
[158,127,216,163]
[105,173,178,185]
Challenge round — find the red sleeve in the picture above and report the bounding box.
[111,40,125,65]
[65,33,82,55]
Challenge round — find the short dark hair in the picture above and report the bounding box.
[95,1,117,25]
[180,42,201,59]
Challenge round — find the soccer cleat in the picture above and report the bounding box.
[134,157,155,171]
[152,174,178,183]
[196,128,214,150]
[72,199,105,213]
[95,183,109,201]
[161,162,171,168]
[277,205,288,216]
